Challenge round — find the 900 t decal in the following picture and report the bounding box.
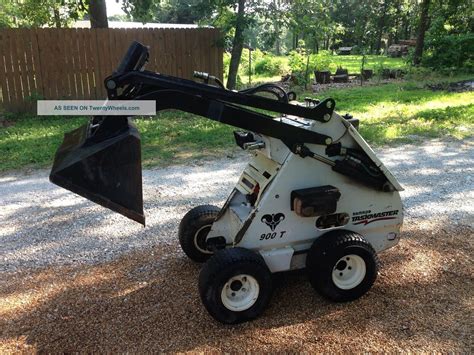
[260,231,287,240]
[352,209,399,225]
[261,213,285,231]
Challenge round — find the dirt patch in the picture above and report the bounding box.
[427,79,474,93]
[1,220,472,353]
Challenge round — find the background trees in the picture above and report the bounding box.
[1,0,472,75]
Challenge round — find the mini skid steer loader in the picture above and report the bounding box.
[50,42,404,324]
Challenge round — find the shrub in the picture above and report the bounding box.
[423,33,474,72]
[254,55,288,76]
[310,50,334,71]
[288,50,307,73]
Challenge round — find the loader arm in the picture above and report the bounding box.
[131,89,332,147]
[49,41,392,226]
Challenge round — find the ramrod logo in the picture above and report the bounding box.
[352,209,399,226]
[261,213,285,231]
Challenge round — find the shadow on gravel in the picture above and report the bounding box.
[1,222,472,352]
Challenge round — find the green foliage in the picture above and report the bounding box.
[0,0,86,28]
[310,50,334,71]
[254,56,288,76]
[123,0,203,24]
[288,50,307,73]
[423,33,474,71]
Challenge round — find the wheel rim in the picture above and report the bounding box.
[193,225,213,254]
[332,254,366,290]
[221,274,259,312]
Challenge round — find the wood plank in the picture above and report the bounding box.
[35,28,49,99]
[89,29,101,98]
[47,28,61,99]
[84,29,97,99]
[79,29,91,99]
[55,28,69,99]
[188,28,200,75]
[205,29,213,75]
[216,30,224,81]
[13,29,28,102]
[64,29,76,98]
[7,30,21,105]
[210,29,220,78]
[65,29,78,99]
[154,29,166,74]
[107,29,118,73]
[104,28,114,74]
[114,29,126,68]
[6,30,20,106]
[71,29,84,99]
[210,29,217,77]
[181,29,191,79]
[20,28,36,110]
[0,30,10,105]
[175,29,184,78]
[199,30,207,74]
[31,28,45,99]
[94,28,105,94]
[18,29,32,99]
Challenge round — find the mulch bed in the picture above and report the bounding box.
[1,220,473,352]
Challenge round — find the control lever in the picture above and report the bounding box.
[243,142,265,150]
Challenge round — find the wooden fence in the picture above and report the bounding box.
[0,28,223,111]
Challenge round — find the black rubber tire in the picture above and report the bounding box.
[198,248,273,324]
[178,205,220,262]
[306,230,379,302]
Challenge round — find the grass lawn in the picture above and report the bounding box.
[0,76,472,172]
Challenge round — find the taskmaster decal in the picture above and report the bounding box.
[260,213,287,241]
[352,209,399,225]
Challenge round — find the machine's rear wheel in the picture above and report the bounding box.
[199,248,273,324]
[306,230,378,302]
[178,205,220,262]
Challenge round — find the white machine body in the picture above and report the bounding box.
[206,111,403,273]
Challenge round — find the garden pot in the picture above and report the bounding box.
[314,70,331,84]
[362,69,373,80]
[382,69,391,79]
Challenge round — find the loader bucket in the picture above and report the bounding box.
[49,116,145,225]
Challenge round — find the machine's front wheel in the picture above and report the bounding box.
[199,248,273,324]
[178,205,220,262]
[306,230,379,302]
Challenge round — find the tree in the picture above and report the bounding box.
[226,0,246,89]
[89,0,109,28]
[413,0,430,65]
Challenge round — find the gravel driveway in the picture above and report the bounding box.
[1,138,473,352]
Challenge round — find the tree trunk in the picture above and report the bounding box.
[274,0,281,55]
[53,8,61,28]
[226,0,246,90]
[89,0,109,28]
[375,2,388,54]
[413,0,431,65]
